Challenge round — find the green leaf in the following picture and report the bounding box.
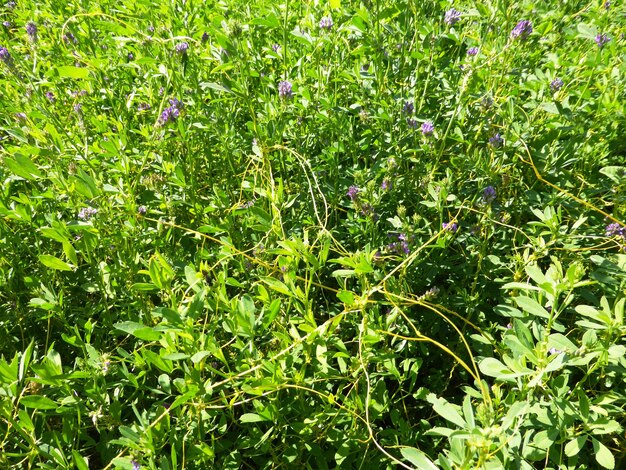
[114,322,162,341]
[4,154,42,180]
[20,395,57,410]
[39,254,73,271]
[592,438,615,469]
[240,413,266,423]
[72,450,90,470]
[513,296,550,319]
[400,447,439,470]
[337,290,355,305]
[56,65,90,79]
[426,393,466,428]
[564,435,586,457]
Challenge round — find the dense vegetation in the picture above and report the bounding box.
[1,0,625,468]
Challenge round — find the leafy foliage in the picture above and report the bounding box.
[1,0,625,468]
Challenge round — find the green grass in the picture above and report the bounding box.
[1,0,625,468]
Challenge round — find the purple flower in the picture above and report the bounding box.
[467,47,479,56]
[407,118,418,129]
[157,98,182,125]
[386,233,411,255]
[278,80,292,99]
[46,91,55,102]
[201,32,209,43]
[5,1,16,8]
[78,207,98,220]
[444,9,461,26]
[138,102,151,111]
[381,179,392,191]
[175,42,189,54]
[131,460,141,470]
[550,78,564,92]
[421,121,434,136]
[127,52,134,61]
[604,1,611,9]
[595,33,611,48]
[15,112,26,121]
[347,185,360,201]
[481,186,496,204]
[605,223,626,238]
[147,25,155,33]
[402,101,414,114]
[63,32,77,44]
[2,21,10,28]
[73,103,82,114]
[0,46,12,64]
[138,205,147,215]
[510,20,532,40]
[319,16,333,30]
[272,43,281,53]
[489,133,504,148]
[26,21,37,41]
[442,222,458,233]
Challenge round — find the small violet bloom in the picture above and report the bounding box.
[550,78,564,92]
[175,42,189,54]
[63,32,77,44]
[201,32,210,43]
[489,133,504,148]
[402,101,414,114]
[131,460,141,470]
[442,222,458,233]
[347,185,360,201]
[381,179,392,191]
[0,46,12,64]
[407,118,418,129]
[158,98,182,125]
[319,16,333,30]
[444,9,461,26]
[272,43,281,53]
[510,20,532,40]
[421,121,434,136]
[26,21,37,42]
[78,207,98,220]
[467,47,479,56]
[46,91,55,102]
[595,33,611,48]
[2,21,11,28]
[278,80,292,99]
[605,223,626,238]
[481,186,497,205]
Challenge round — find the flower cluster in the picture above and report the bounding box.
[319,16,333,30]
[158,98,182,125]
[26,21,37,42]
[489,133,504,148]
[442,222,458,233]
[595,33,611,48]
[467,47,479,56]
[175,42,189,54]
[138,102,151,111]
[46,91,55,102]
[605,223,626,239]
[402,101,414,114]
[0,46,12,65]
[444,9,461,26]
[78,207,98,220]
[387,233,411,255]
[550,78,564,92]
[510,20,532,40]
[278,80,292,99]
[481,186,496,205]
[421,121,434,136]
[347,185,360,202]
